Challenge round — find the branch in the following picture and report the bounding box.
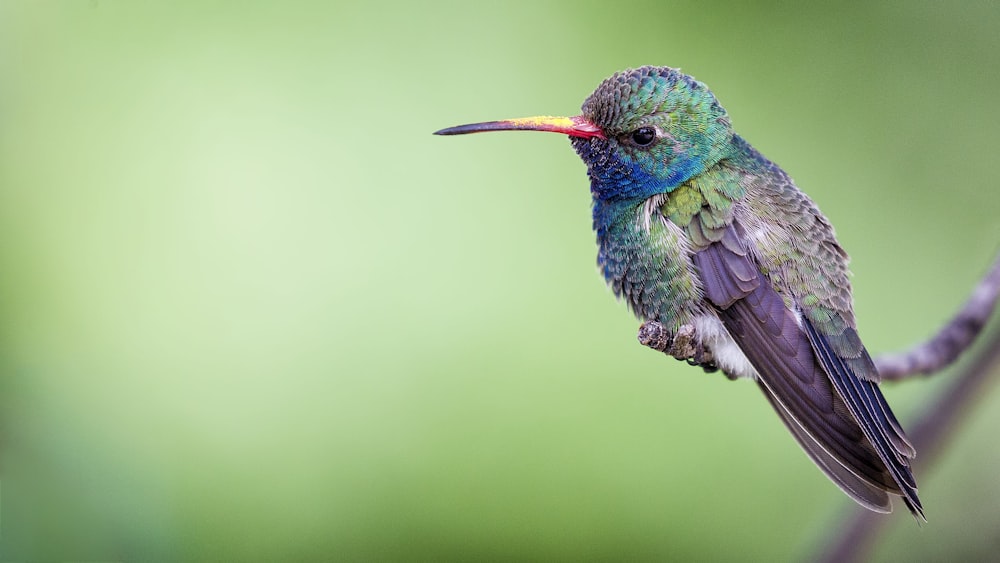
[638,250,1000,382]
[875,251,1000,380]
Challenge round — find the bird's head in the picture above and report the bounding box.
[436,66,735,201]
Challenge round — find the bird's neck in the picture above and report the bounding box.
[590,136,767,237]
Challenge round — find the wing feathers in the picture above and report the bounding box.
[757,381,892,513]
[692,227,922,517]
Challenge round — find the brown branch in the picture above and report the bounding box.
[876,251,1000,380]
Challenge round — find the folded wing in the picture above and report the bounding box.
[692,223,922,518]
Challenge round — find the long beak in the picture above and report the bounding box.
[434,115,604,139]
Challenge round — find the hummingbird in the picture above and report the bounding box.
[435,66,922,518]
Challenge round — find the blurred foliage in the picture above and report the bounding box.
[1,1,999,560]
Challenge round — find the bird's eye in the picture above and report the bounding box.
[630,127,657,146]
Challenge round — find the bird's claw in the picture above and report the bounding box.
[637,320,723,376]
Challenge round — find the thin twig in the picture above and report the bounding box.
[876,252,1000,380]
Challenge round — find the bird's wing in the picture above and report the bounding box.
[692,223,922,517]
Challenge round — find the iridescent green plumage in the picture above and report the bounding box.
[436,66,922,518]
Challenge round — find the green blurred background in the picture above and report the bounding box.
[2,1,999,560]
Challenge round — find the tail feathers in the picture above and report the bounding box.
[803,319,924,520]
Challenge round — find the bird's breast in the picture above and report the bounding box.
[595,197,705,328]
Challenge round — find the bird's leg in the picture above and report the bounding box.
[637,320,726,376]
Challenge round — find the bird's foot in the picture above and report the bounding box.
[638,320,730,378]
